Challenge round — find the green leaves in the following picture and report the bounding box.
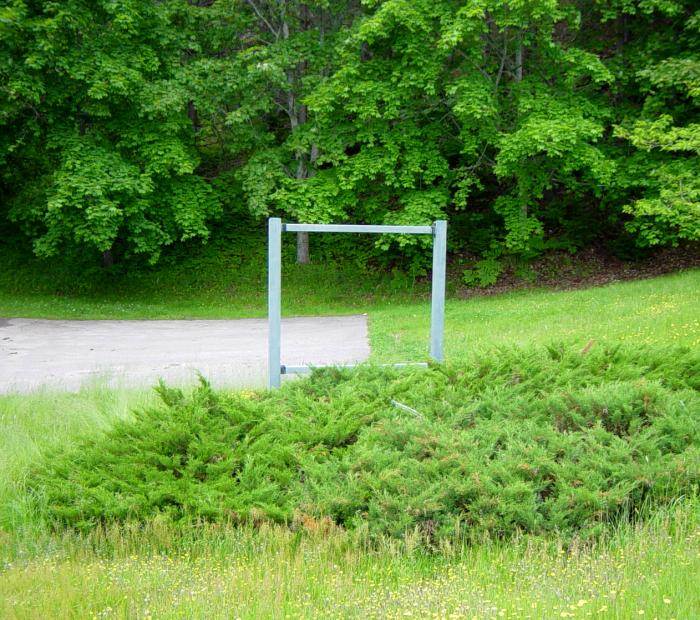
[1,0,698,270]
[617,116,700,154]
[621,160,700,246]
[610,2,700,248]
[0,0,220,263]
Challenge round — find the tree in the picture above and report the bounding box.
[184,0,359,263]
[0,0,220,265]
[611,1,700,247]
[307,0,616,281]
[0,0,697,274]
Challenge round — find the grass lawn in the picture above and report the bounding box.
[0,237,431,320]
[1,239,698,361]
[1,269,699,619]
[371,268,700,361]
[2,230,697,334]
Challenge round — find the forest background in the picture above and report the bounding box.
[1,0,698,285]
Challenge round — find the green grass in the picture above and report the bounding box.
[1,505,698,619]
[2,229,697,334]
[1,270,699,618]
[370,269,700,362]
[0,234,432,319]
[0,262,403,319]
[1,236,698,362]
[0,387,156,540]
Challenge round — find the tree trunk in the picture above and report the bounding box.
[294,127,311,264]
[515,32,523,83]
[294,141,319,264]
[102,249,114,268]
[280,3,320,264]
[187,100,201,134]
[296,232,309,263]
[514,32,526,218]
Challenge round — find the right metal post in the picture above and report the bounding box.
[429,220,447,362]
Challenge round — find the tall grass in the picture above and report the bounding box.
[1,502,698,619]
[0,386,155,538]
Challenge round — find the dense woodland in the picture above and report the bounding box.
[0,0,698,282]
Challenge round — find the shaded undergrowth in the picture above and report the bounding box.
[27,344,700,543]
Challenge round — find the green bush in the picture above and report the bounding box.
[29,345,700,542]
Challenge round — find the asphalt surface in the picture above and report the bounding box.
[0,316,370,393]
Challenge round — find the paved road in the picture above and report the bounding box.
[0,316,370,393]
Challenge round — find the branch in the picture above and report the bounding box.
[245,0,280,40]
[493,30,508,92]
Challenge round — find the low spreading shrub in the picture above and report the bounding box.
[29,344,699,542]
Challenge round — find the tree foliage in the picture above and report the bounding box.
[613,6,700,248]
[0,0,698,272]
[0,1,220,263]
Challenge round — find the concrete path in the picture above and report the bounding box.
[0,316,370,394]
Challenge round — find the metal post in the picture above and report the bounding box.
[268,218,445,387]
[268,218,282,388]
[429,220,447,362]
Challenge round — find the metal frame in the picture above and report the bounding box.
[268,219,447,388]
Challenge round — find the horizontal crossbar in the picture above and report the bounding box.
[283,223,433,235]
[281,362,429,375]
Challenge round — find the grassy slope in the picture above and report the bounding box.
[372,268,700,361]
[1,271,699,618]
[2,239,699,361]
[2,229,697,332]
[0,262,395,320]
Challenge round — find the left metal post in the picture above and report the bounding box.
[268,218,282,388]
